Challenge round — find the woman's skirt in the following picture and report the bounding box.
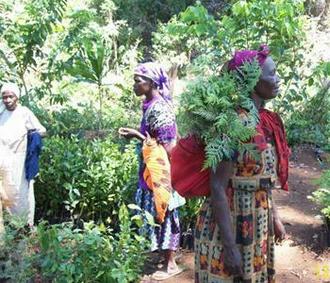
[135,185,180,251]
[195,186,275,283]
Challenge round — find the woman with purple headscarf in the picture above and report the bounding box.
[119,62,182,280]
[194,45,288,283]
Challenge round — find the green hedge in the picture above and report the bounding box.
[35,137,138,225]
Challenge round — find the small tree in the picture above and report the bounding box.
[0,0,67,103]
[37,0,142,129]
[64,33,113,130]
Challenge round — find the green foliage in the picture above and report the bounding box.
[0,1,328,272]
[310,170,330,219]
[0,209,147,282]
[178,60,260,170]
[153,3,219,67]
[31,99,139,139]
[156,0,305,60]
[35,137,138,224]
[0,216,35,282]
[1,0,67,66]
[112,0,195,48]
[53,6,120,85]
[153,0,306,110]
[179,198,205,232]
[1,0,141,132]
[225,0,305,52]
[0,0,67,100]
[285,62,330,148]
[43,4,133,128]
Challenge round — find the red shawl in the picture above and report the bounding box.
[259,109,290,191]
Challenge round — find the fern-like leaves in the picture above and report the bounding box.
[178,59,262,171]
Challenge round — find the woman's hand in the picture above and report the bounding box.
[118,127,145,140]
[223,245,243,276]
[274,217,286,243]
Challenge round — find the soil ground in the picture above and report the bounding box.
[141,146,330,283]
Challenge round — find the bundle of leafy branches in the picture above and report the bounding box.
[178,59,261,170]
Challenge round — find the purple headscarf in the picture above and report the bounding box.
[134,62,171,101]
[227,44,270,71]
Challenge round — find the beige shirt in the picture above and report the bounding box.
[0,105,46,225]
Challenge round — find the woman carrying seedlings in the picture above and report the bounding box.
[119,62,182,280]
[194,45,290,282]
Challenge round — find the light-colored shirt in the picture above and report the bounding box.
[0,105,46,153]
[0,105,46,225]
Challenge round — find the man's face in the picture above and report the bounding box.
[2,91,18,111]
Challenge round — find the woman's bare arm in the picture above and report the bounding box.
[210,161,242,275]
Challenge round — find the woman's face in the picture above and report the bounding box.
[254,57,280,100]
[2,91,18,111]
[133,75,153,96]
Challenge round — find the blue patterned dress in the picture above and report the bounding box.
[135,95,180,251]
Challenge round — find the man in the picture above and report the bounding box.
[0,82,46,226]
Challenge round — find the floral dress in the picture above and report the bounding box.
[195,111,278,283]
[135,95,180,251]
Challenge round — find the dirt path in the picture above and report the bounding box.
[142,147,330,283]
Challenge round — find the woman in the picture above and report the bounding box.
[119,62,182,280]
[0,82,46,226]
[195,46,289,283]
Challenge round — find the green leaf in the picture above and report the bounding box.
[127,204,142,211]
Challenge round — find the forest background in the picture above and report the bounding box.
[0,0,329,282]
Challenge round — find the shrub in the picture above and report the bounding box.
[31,102,139,140]
[0,205,148,283]
[285,62,330,149]
[35,137,138,225]
[310,170,330,220]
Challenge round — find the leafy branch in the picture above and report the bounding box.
[178,59,261,170]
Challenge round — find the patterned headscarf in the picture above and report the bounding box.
[134,62,171,101]
[227,44,270,71]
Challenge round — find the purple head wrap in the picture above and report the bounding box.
[228,44,270,71]
[134,62,171,101]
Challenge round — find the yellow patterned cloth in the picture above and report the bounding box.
[142,138,172,223]
[195,144,277,283]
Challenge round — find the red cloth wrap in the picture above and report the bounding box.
[171,135,210,198]
[171,110,290,197]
